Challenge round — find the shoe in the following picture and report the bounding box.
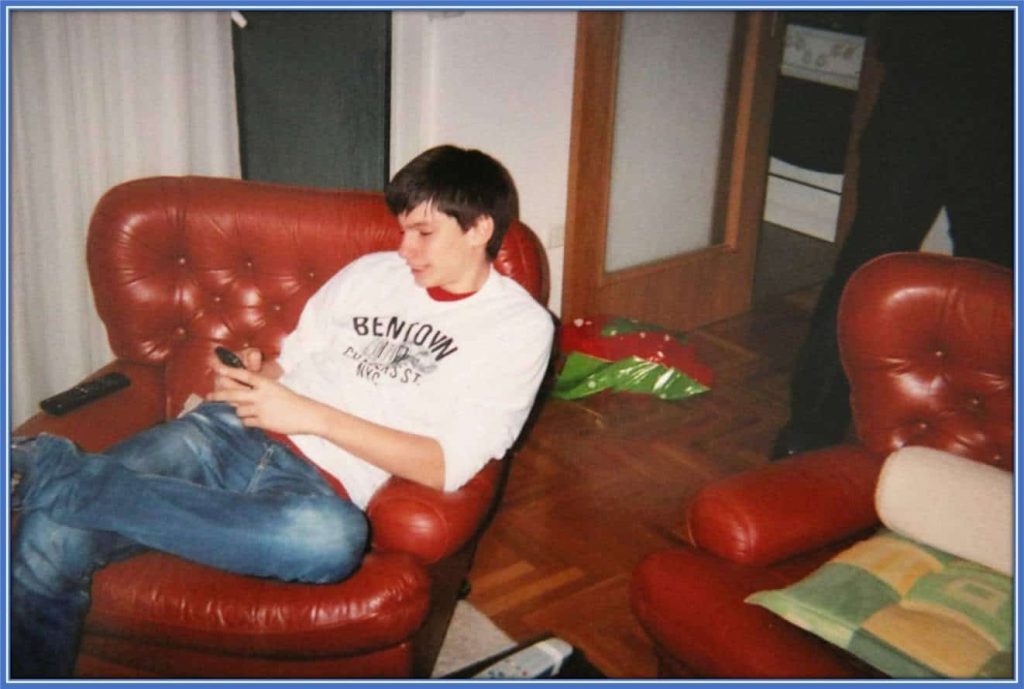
[769,423,842,461]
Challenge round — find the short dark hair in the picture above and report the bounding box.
[385,145,519,260]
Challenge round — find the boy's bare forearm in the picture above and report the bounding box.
[210,360,444,490]
[309,402,445,490]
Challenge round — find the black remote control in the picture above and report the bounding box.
[39,372,131,416]
[215,346,245,368]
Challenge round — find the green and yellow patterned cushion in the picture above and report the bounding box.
[747,529,1013,679]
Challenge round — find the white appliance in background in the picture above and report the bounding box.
[763,22,953,253]
[764,157,845,244]
[763,23,864,243]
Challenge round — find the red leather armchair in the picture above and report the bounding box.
[631,252,1013,678]
[13,176,550,678]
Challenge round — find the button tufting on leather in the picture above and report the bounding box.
[177,256,187,266]
[933,349,945,358]
[245,259,254,269]
[914,420,929,432]
[174,326,187,339]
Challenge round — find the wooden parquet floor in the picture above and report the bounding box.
[464,288,820,678]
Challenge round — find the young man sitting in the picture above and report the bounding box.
[10,145,555,678]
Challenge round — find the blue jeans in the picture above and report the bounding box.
[10,402,368,678]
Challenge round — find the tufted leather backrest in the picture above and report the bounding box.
[838,252,1013,470]
[87,176,549,419]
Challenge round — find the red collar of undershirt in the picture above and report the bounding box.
[427,286,476,302]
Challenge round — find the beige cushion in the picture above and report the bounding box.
[875,447,1013,576]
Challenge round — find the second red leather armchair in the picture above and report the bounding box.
[631,252,1013,678]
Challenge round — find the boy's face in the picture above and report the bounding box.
[397,202,492,293]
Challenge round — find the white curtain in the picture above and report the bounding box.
[10,11,241,426]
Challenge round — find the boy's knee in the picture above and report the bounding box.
[13,514,97,596]
[283,499,369,583]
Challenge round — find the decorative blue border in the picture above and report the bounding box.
[2,1,1024,7]
[0,2,1020,689]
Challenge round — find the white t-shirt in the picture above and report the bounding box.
[277,252,554,509]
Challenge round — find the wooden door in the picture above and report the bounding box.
[562,11,783,332]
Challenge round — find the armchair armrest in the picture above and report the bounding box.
[367,459,506,564]
[14,361,166,452]
[685,444,885,566]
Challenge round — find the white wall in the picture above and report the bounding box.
[390,11,577,314]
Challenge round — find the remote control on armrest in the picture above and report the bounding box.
[39,372,131,416]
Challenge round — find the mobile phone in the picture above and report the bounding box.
[215,346,245,369]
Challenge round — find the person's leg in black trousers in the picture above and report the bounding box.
[772,85,949,458]
[772,12,1014,459]
[943,105,1014,269]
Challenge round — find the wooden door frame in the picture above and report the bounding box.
[562,11,782,329]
